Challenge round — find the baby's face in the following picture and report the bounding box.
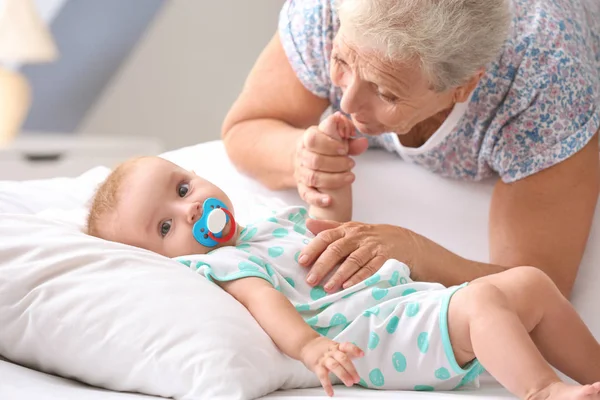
[109,157,237,258]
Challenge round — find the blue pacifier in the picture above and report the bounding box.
[192,198,235,247]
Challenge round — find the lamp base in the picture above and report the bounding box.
[0,67,31,147]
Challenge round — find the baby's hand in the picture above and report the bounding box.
[300,336,364,396]
[318,111,355,143]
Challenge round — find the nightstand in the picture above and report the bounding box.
[0,133,163,181]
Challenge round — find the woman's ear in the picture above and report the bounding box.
[454,68,485,103]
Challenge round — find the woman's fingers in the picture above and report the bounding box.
[342,255,388,289]
[294,125,355,194]
[307,235,355,286]
[323,246,375,292]
[297,165,355,190]
[299,221,344,267]
[302,222,409,290]
[300,150,355,173]
[303,126,347,156]
[298,182,331,207]
[294,123,358,206]
[348,137,369,156]
[302,222,400,289]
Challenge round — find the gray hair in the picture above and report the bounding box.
[336,0,511,91]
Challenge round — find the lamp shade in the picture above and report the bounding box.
[0,0,58,63]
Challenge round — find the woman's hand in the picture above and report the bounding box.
[300,336,363,396]
[299,219,424,292]
[294,120,368,207]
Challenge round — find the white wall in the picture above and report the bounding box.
[78,1,283,151]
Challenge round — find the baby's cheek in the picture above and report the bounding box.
[190,233,211,253]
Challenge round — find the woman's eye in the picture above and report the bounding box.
[178,183,189,197]
[333,55,348,66]
[160,220,172,237]
[378,92,398,103]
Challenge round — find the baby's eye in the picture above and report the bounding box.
[178,183,189,197]
[160,220,172,237]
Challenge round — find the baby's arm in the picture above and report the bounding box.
[220,278,318,359]
[218,277,363,395]
[309,112,355,222]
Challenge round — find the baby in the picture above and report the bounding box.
[87,114,600,399]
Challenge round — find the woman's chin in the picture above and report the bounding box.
[356,122,411,136]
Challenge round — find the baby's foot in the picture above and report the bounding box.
[529,382,600,400]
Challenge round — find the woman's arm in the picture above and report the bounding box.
[487,132,599,297]
[221,32,329,190]
[299,219,508,292]
[299,133,599,296]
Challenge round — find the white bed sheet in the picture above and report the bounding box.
[0,358,511,400]
[2,140,599,400]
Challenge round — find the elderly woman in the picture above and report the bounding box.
[222,0,600,297]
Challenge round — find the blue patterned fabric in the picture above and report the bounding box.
[278,0,600,182]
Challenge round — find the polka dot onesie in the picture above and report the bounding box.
[176,206,484,391]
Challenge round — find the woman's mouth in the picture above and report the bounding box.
[352,120,387,135]
[352,115,370,124]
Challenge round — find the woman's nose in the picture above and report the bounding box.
[339,78,365,115]
[186,202,201,224]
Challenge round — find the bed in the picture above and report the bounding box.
[0,360,512,399]
[1,140,598,400]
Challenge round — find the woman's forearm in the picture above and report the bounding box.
[409,230,508,285]
[223,118,303,190]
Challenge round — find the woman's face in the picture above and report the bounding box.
[330,30,458,136]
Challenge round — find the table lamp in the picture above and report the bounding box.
[0,0,58,146]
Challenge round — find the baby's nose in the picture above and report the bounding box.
[187,202,201,224]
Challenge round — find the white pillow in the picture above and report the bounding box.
[0,213,316,399]
[0,166,110,215]
[0,142,321,399]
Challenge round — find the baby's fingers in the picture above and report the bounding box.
[325,357,355,388]
[332,351,360,385]
[339,342,365,358]
[316,365,334,397]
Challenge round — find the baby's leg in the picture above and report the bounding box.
[448,266,600,400]
[308,112,354,222]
